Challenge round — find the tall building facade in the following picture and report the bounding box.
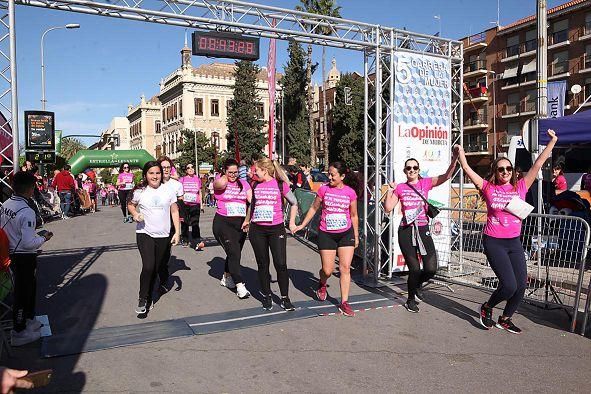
[127,94,163,158]
[312,58,341,166]
[461,0,591,174]
[96,117,130,151]
[158,44,282,160]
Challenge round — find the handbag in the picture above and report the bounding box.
[406,182,440,219]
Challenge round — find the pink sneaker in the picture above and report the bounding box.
[339,301,355,317]
[316,281,327,301]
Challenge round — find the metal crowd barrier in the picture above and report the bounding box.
[435,207,591,334]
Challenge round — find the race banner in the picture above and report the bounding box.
[391,51,452,271]
[547,80,566,118]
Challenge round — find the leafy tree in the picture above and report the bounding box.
[176,128,216,172]
[329,73,365,170]
[227,61,266,163]
[282,41,310,165]
[98,168,112,183]
[59,137,86,161]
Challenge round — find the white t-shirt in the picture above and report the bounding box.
[131,185,177,238]
[161,178,184,199]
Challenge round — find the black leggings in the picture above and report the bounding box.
[118,189,131,218]
[482,235,527,317]
[180,203,201,242]
[398,225,438,300]
[10,253,37,332]
[137,233,169,300]
[249,222,289,297]
[213,214,247,283]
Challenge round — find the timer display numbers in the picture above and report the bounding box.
[192,31,260,61]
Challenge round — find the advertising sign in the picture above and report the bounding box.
[547,80,566,118]
[25,111,55,150]
[391,52,452,271]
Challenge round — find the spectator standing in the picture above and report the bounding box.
[1,171,52,345]
[52,164,76,219]
[552,163,567,195]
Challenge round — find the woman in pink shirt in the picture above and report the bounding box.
[384,148,459,313]
[179,163,205,250]
[457,129,558,334]
[293,161,359,317]
[116,162,135,223]
[213,159,253,300]
[552,163,567,195]
[249,158,298,312]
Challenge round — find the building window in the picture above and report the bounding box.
[551,19,569,44]
[256,102,264,119]
[506,35,519,57]
[551,51,569,75]
[179,100,182,117]
[211,99,219,116]
[586,13,591,35]
[195,98,203,116]
[162,109,166,123]
[211,131,220,149]
[585,45,591,69]
[585,78,591,102]
[507,93,520,115]
[524,89,536,112]
[524,30,536,52]
[156,145,162,157]
[155,120,161,134]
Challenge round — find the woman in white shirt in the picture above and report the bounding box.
[128,161,180,315]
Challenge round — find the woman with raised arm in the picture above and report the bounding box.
[383,148,459,313]
[293,161,359,316]
[213,159,253,300]
[456,129,558,334]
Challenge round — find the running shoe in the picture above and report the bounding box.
[415,287,425,303]
[195,241,205,251]
[495,317,522,334]
[220,275,236,289]
[404,299,420,313]
[280,297,295,311]
[236,283,250,299]
[316,281,328,301]
[479,303,495,329]
[262,294,273,311]
[339,301,355,317]
[136,298,147,314]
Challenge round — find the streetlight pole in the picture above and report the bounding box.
[193,129,199,175]
[41,24,80,110]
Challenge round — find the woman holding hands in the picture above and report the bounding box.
[384,148,459,313]
[456,129,558,333]
[293,161,359,316]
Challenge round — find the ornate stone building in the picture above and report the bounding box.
[127,94,163,158]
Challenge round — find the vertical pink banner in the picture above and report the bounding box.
[267,20,277,159]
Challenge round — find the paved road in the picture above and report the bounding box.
[2,206,590,393]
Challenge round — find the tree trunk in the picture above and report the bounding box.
[321,46,329,168]
[306,43,316,166]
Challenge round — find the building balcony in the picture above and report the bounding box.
[548,61,571,80]
[501,103,535,119]
[464,60,487,78]
[464,136,488,155]
[578,55,591,74]
[501,39,536,63]
[579,22,591,41]
[464,32,487,52]
[463,86,488,104]
[464,114,488,129]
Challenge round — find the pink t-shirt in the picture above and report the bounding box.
[317,184,357,233]
[179,175,202,206]
[583,173,591,192]
[215,179,251,217]
[118,172,134,190]
[251,179,291,226]
[554,175,567,192]
[393,178,433,227]
[481,178,528,238]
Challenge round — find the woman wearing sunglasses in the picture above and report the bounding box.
[456,129,558,334]
[384,149,459,313]
[116,162,135,223]
[179,163,205,250]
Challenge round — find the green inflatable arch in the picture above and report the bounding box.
[68,149,156,175]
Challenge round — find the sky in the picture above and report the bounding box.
[15,0,566,143]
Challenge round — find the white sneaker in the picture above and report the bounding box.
[11,328,41,346]
[236,282,250,299]
[26,319,43,331]
[220,275,236,289]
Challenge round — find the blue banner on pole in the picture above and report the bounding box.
[547,80,566,118]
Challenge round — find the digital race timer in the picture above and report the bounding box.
[191,31,260,61]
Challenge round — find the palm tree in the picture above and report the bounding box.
[59,137,87,161]
[297,0,341,168]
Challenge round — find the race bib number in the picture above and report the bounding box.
[184,192,198,203]
[226,202,247,217]
[125,183,134,190]
[252,205,274,222]
[325,213,348,231]
[404,206,422,224]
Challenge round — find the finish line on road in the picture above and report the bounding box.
[41,293,401,358]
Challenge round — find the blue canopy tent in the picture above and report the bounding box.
[538,109,591,146]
